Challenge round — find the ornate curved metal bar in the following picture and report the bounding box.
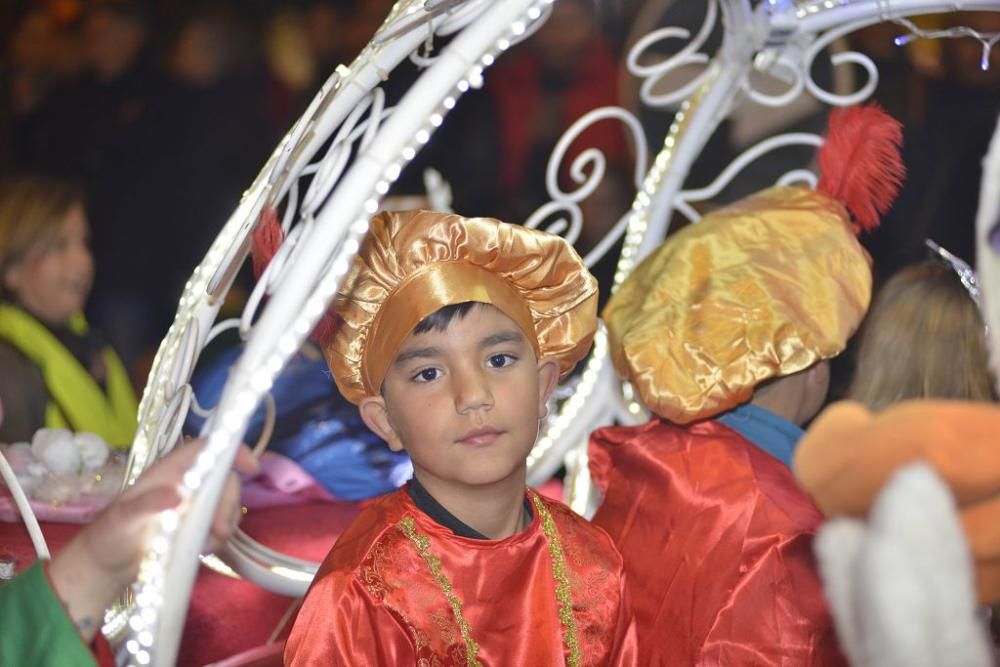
[796,0,1000,33]
[526,325,616,485]
[410,0,545,67]
[675,131,824,223]
[125,17,435,492]
[565,0,1000,517]
[523,106,648,250]
[520,104,651,482]
[626,0,719,108]
[977,113,1000,391]
[114,0,1000,660]
[124,2,554,663]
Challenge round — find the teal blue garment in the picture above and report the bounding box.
[0,560,97,666]
[715,403,804,468]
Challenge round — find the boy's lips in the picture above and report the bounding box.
[458,426,504,446]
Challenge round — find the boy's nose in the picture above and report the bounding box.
[453,367,494,414]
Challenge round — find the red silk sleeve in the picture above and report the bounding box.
[607,565,639,666]
[284,569,414,666]
[591,418,846,666]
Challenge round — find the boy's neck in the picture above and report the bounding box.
[411,469,529,540]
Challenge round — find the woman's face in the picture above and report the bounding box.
[4,203,94,325]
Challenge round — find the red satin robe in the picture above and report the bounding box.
[285,487,637,666]
[589,418,845,666]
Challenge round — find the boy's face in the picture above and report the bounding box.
[359,304,560,494]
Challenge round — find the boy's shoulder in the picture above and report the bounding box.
[314,488,415,578]
[536,493,624,570]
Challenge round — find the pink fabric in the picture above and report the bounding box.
[0,489,111,524]
[0,451,335,523]
[239,452,337,509]
[0,499,365,665]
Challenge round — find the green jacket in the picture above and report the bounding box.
[0,561,98,666]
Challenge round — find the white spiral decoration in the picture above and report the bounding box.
[104,1,1000,663]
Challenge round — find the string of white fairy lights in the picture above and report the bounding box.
[793,0,1000,70]
[112,0,1000,661]
[123,1,556,664]
[891,16,1000,71]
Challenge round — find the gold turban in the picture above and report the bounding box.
[604,186,872,423]
[325,210,598,404]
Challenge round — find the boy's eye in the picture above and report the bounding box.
[487,353,516,368]
[412,368,441,383]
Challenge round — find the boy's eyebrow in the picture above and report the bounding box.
[480,330,525,348]
[393,331,526,366]
[393,345,442,366]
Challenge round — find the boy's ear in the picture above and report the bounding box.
[536,356,560,417]
[359,396,405,452]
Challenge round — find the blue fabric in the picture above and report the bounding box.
[715,403,804,469]
[185,345,412,500]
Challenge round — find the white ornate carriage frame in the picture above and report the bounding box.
[7,1,1000,664]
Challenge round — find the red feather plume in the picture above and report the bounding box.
[816,104,905,234]
[250,206,340,345]
[251,205,285,280]
[310,312,340,346]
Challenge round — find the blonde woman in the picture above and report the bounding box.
[0,174,136,446]
[848,251,996,409]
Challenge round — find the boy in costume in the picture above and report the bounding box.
[284,209,637,666]
[587,105,904,665]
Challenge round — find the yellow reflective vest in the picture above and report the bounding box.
[0,304,137,448]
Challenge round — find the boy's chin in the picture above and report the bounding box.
[445,462,531,489]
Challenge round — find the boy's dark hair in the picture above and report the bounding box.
[412,301,479,335]
[379,302,481,396]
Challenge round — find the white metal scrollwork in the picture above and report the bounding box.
[113,1,1000,664]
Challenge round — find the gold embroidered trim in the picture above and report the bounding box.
[398,495,581,666]
[399,516,482,667]
[530,492,582,667]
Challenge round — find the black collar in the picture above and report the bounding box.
[407,476,533,540]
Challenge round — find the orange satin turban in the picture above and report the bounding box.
[794,399,1000,604]
[604,186,872,423]
[324,210,598,404]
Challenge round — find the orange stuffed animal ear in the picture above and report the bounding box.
[794,399,1000,603]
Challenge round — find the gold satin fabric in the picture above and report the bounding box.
[325,210,598,404]
[604,186,872,423]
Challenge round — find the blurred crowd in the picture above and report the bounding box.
[0,0,997,395]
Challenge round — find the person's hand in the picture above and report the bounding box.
[47,439,258,641]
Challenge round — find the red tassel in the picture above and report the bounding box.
[816,104,905,234]
[251,206,341,346]
[310,312,340,346]
[251,206,284,280]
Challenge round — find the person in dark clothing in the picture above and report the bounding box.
[15,1,170,369]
